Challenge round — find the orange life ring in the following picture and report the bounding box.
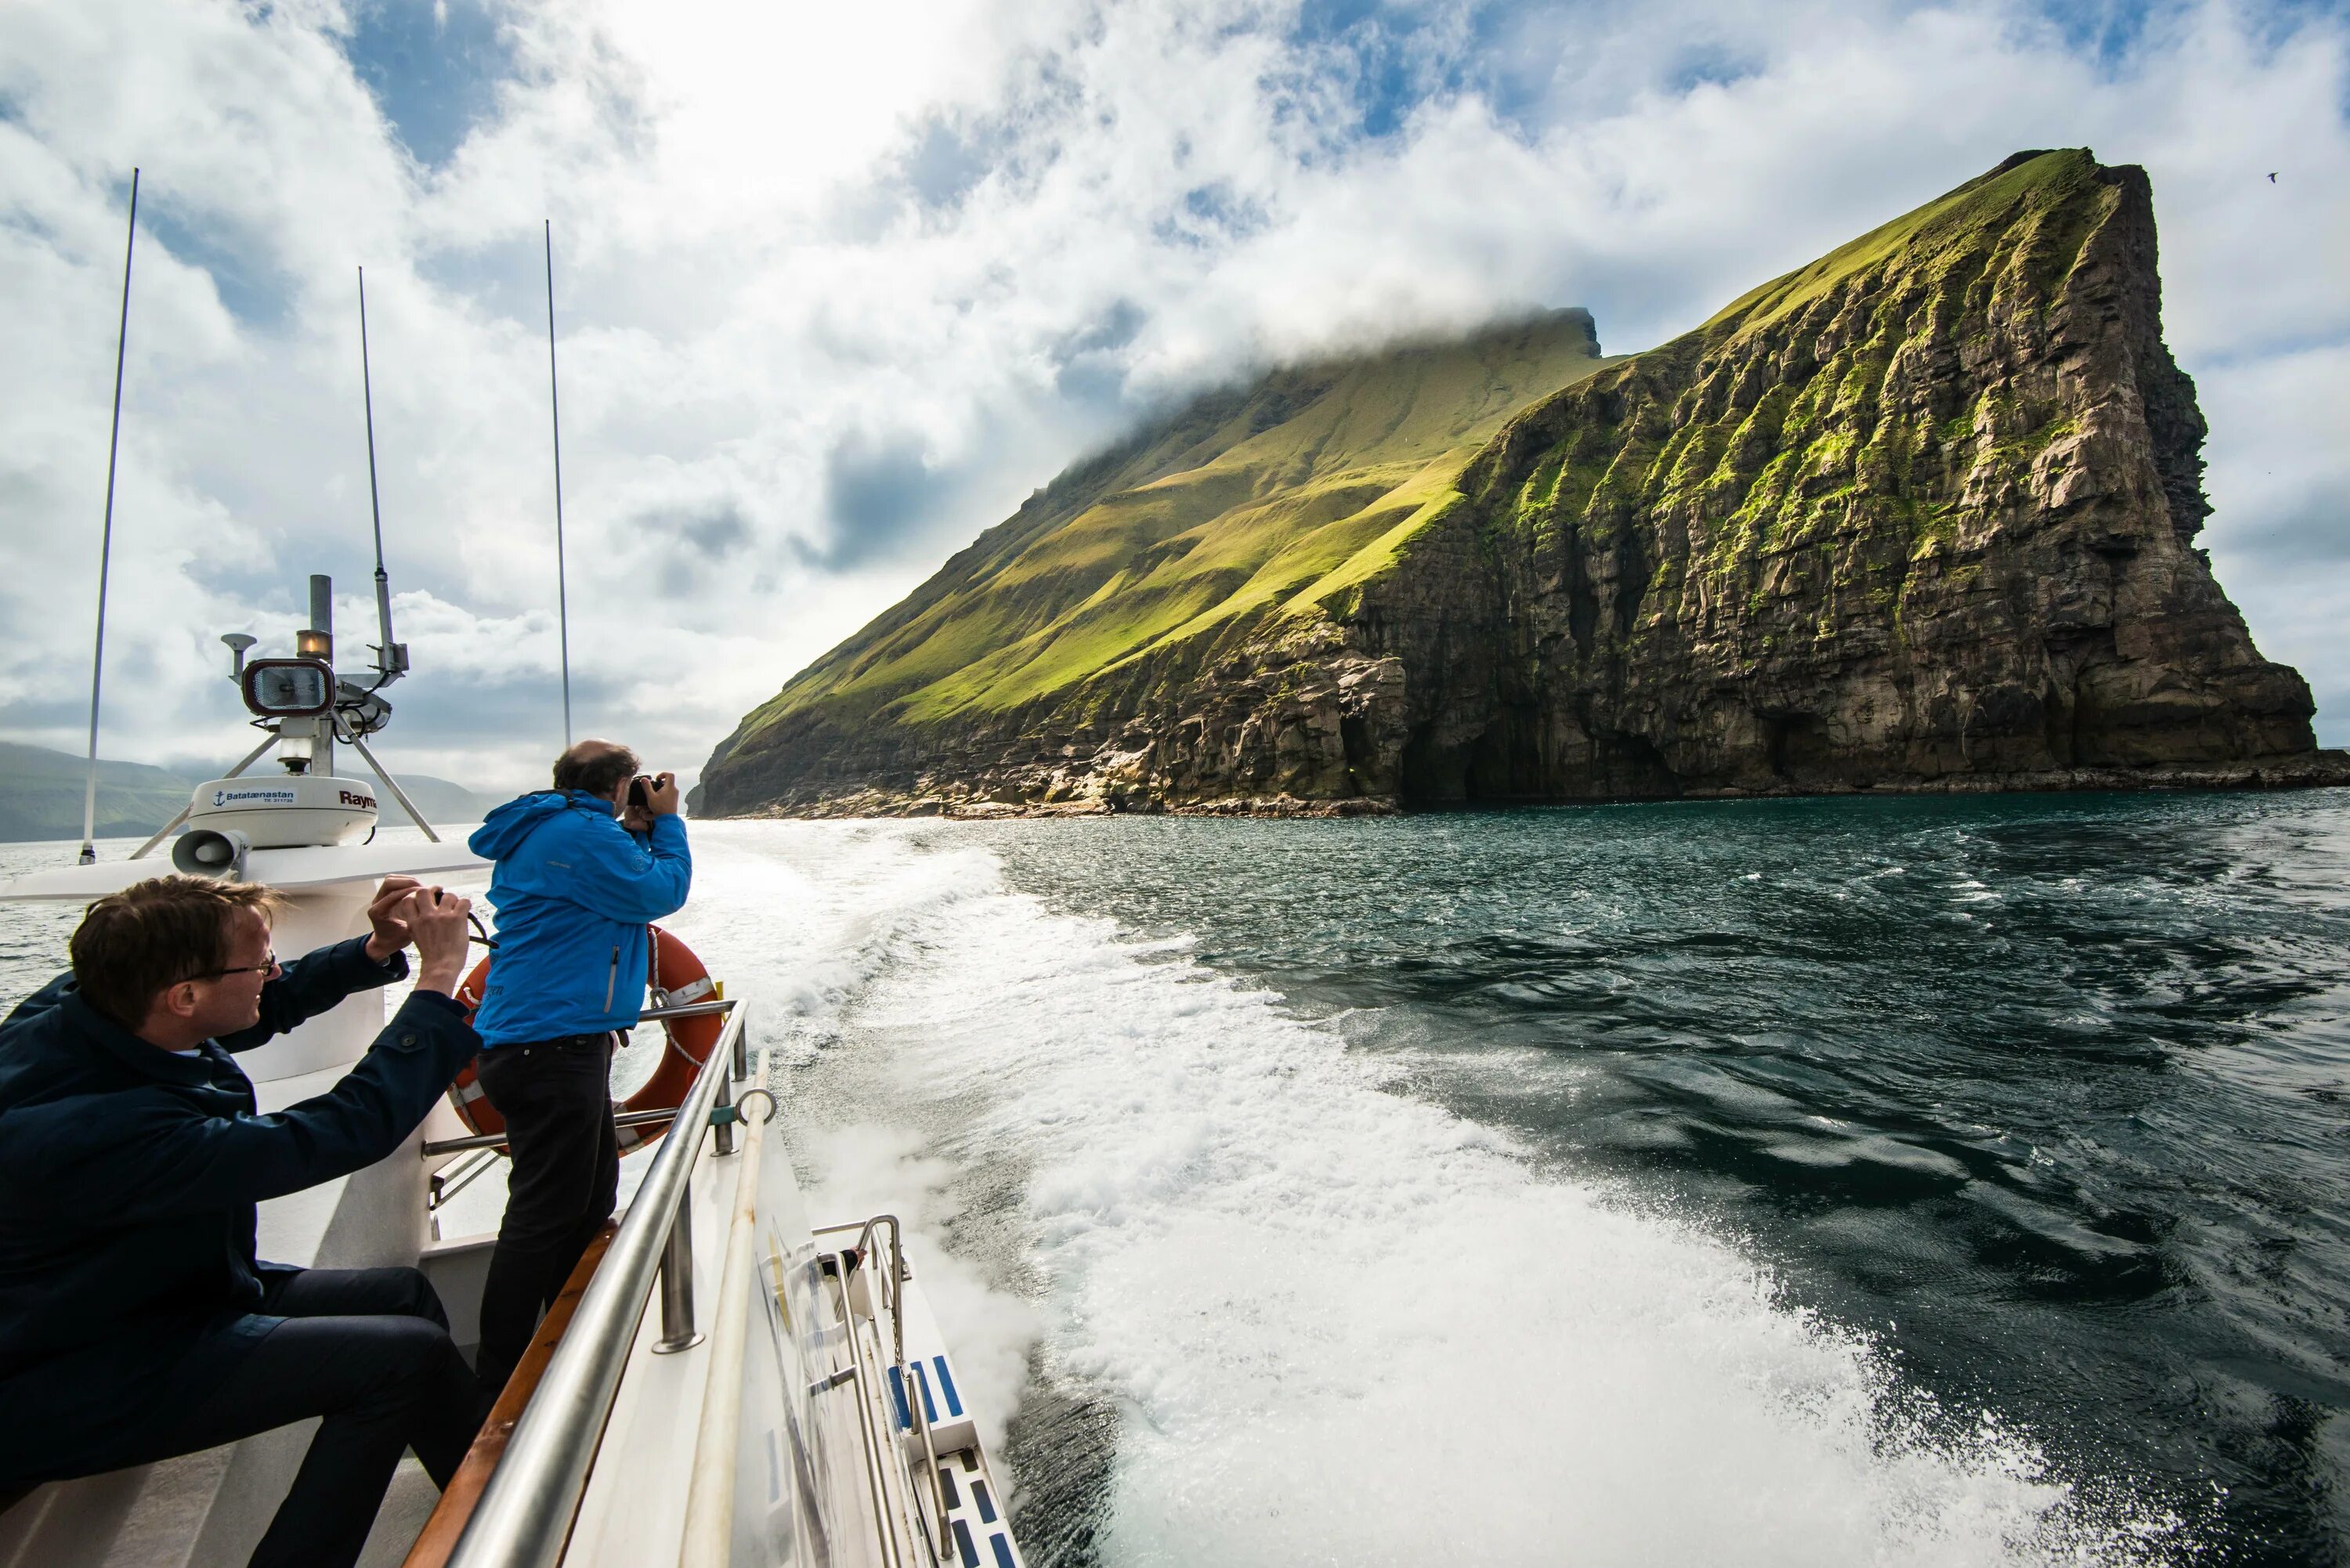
[447,925,724,1154]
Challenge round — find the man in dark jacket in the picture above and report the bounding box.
[466,739,690,1395]
[0,873,483,1568]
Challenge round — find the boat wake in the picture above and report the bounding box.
[666,821,2187,1567]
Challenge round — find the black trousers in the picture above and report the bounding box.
[132,1267,477,1568]
[473,1034,620,1396]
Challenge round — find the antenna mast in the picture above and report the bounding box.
[356,266,406,682]
[78,167,139,866]
[544,219,573,747]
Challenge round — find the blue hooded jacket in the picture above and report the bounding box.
[467,791,692,1046]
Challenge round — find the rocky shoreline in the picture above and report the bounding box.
[731,750,2349,822]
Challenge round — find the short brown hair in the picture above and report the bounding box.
[552,739,638,799]
[71,876,283,1028]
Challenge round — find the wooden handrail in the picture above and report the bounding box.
[400,1221,619,1568]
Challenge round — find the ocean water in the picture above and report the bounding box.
[4,789,2345,1564]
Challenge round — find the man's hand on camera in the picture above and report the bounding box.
[403,887,473,997]
[363,876,425,963]
[645,771,681,816]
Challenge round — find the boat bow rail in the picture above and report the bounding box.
[428,995,1015,1568]
[441,1002,747,1568]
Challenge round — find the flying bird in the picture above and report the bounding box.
[2269,172,2277,182]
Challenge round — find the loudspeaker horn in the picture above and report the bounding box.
[172,827,252,882]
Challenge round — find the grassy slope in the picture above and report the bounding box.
[1698,148,2092,340]
[729,311,1611,742]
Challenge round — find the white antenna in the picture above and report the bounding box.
[357,266,407,682]
[79,167,139,866]
[544,219,573,747]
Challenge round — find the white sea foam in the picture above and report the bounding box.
[674,822,2181,1567]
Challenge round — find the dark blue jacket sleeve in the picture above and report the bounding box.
[18,991,480,1224]
[218,935,410,1053]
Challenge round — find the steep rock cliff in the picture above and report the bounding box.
[1364,148,2319,800]
[700,150,2334,816]
[697,311,1616,812]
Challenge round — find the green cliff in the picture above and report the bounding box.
[700,150,2336,816]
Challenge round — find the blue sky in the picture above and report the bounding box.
[0,0,2344,792]
[345,0,516,169]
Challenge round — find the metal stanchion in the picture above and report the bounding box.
[711,1068,738,1158]
[652,1198,703,1354]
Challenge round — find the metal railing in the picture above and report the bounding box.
[440,1003,749,1568]
[420,1001,738,1160]
[829,1218,908,1568]
[808,1212,958,1566]
[424,1105,689,1160]
[632,999,737,1027]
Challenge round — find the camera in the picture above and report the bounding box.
[627,775,656,812]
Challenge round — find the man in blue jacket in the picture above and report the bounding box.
[0,873,482,1568]
[467,738,690,1395]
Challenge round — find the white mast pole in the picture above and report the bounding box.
[358,265,402,678]
[79,167,140,866]
[544,219,573,748]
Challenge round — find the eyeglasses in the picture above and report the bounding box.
[187,952,280,982]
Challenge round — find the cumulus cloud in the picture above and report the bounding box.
[1,0,2344,800]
